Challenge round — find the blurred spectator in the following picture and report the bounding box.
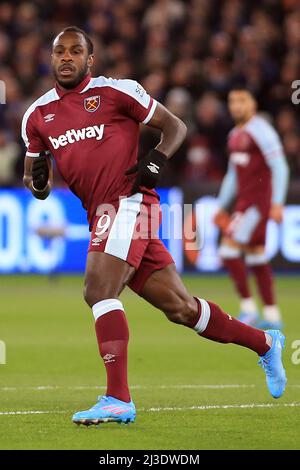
[0,131,21,187]
[0,0,299,188]
[183,135,223,187]
[193,92,230,173]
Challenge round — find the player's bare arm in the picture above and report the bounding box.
[125,103,187,194]
[147,102,187,158]
[23,154,53,200]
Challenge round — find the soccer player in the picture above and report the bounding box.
[214,87,289,329]
[22,27,286,426]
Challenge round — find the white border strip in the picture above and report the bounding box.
[142,99,158,124]
[104,193,143,261]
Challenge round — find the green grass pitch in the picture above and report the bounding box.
[0,274,299,450]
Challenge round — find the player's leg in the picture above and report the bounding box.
[219,236,258,325]
[140,262,270,354]
[244,211,282,329]
[84,251,135,403]
[245,246,282,329]
[72,251,137,425]
[73,195,151,425]
[137,248,286,399]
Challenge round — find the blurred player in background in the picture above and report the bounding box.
[214,87,289,329]
[22,28,286,426]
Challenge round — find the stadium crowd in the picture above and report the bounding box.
[0,0,300,188]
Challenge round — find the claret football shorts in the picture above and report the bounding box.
[88,193,174,294]
[226,205,269,246]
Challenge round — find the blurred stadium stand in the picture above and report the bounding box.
[0,0,300,188]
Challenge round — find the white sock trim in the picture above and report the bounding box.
[193,298,211,334]
[92,299,124,322]
[245,253,268,265]
[240,297,258,315]
[218,244,241,259]
[263,305,281,323]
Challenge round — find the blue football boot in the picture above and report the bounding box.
[72,395,136,426]
[258,330,287,399]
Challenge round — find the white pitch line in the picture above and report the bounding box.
[0,410,65,416]
[142,402,300,412]
[0,402,300,416]
[0,384,256,392]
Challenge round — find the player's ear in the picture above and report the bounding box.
[88,54,94,68]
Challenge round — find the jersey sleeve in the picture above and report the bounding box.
[246,116,289,204]
[246,117,283,163]
[21,108,48,157]
[217,161,237,209]
[112,79,157,124]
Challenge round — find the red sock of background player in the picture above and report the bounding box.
[222,256,258,316]
[222,257,251,299]
[191,297,270,356]
[250,263,282,323]
[92,299,130,403]
[250,263,274,304]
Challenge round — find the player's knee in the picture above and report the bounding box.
[163,296,196,327]
[83,284,97,307]
[83,283,118,308]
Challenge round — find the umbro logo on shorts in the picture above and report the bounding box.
[48,124,105,149]
[91,237,102,246]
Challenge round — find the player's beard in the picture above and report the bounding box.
[54,63,89,90]
[233,116,247,126]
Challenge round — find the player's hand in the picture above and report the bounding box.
[213,209,231,233]
[32,153,49,191]
[269,204,284,224]
[125,149,167,194]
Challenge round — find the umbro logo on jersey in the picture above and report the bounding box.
[44,113,55,122]
[84,95,100,112]
[147,162,159,173]
[48,124,104,149]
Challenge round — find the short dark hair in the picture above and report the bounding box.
[229,84,257,99]
[57,26,94,55]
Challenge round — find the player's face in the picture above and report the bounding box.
[51,32,94,89]
[228,91,256,124]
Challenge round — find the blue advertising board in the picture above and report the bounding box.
[0,188,183,274]
[1,188,299,274]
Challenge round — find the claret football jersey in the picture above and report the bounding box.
[227,115,283,214]
[21,73,158,227]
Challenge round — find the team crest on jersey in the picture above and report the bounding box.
[84,95,100,112]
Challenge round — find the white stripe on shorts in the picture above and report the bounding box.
[92,299,124,322]
[104,193,143,261]
[193,298,211,334]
